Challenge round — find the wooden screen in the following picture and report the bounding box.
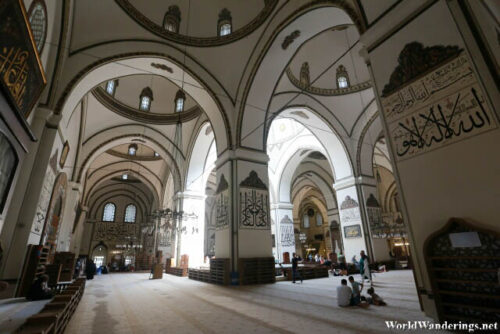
[425,218,499,324]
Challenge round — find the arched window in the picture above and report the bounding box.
[218,8,232,36]
[303,214,310,228]
[28,0,47,53]
[139,87,153,112]
[336,65,350,89]
[124,204,136,223]
[163,5,181,33]
[106,80,118,96]
[102,203,116,222]
[174,90,185,113]
[316,213,323,226]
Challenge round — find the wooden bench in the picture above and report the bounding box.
[16,278,86,334]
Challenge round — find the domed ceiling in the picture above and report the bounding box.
[116,0,277,46]
[93,74,202,124]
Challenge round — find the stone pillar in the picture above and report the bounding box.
[56,182,81,252]
[70,205,88,258]
[356,177,391,262]
[270,203,295,263]
[214,149,273,276]
[176,191,206,268]
[0,110,60,279]
[359,0,500,320]
[332,177,370,263]
[326,209,341,255]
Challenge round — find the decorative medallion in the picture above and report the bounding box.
[282,30,300,50]
[215,174,229,230]
[340,195,358,209]
[115,0,278,47]
[239,171,269,229]
[366,194,380,208]
[151,62,173,73]
[381,42,462,97]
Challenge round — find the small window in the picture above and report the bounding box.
[128,144,137,156]
[102,203,116,222]
[218,8,232,37]
[174,90,185,113]
[337,76,348,88]
[303,214,310,228]
[140,96,150,111]
[139,87,153,112]
[124,204,136,223]
[336,65,350,89]
[316,213,323,226]
[106,80,117,96]
[28,0,47,53]
[220,23,231,36]
[163,5,181,33]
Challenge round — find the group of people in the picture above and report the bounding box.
[336,276,386,307]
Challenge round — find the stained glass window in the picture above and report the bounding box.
[124,204,136,223]
[102,203,115,222]
[28,1,47,53]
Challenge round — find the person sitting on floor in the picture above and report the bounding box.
[336,279,352,307]
[348,276,369,308]
[27,275,53,301]
[367,287,387,306]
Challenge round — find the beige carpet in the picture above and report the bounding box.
[66,270,436,334]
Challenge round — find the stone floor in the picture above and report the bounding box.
[66,270,434,334]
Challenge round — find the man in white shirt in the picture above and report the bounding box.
[336,279,352,307]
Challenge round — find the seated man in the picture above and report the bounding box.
[349,276,368,307]
[367,287,387,306]
[336,279,352,307]
[27,275,53,301]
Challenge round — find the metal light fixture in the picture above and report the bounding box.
[128,144,138,156]
[121,173,128,180]
[174,90,185,113]
[299,233,307,244]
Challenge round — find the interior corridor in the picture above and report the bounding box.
[66,270,431,334]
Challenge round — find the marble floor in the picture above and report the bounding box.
[66,270,434,334]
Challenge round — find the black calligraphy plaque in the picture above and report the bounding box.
[0,0,46,119]
[381,46,496,161]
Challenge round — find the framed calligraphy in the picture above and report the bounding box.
[239,171,270,229]
[344,224,362,239]
[0,0,46,119]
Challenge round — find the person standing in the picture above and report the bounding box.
[291,253,303,283]
[359,250,371,283]
[85,259,97,280]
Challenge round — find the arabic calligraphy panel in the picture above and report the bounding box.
[382,53,497,161]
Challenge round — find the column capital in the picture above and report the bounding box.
[270,202,293,210]
[174,190,206,201]
[216,148,269,168]
[333,175,377,191]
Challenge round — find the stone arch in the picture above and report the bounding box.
[185,122,216,193]
[55,51,231,155]
[238,4,361,150]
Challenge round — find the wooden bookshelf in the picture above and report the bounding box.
[424,218,500,324]
[238,257,275,285]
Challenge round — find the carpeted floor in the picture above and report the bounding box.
[65,270,436,333]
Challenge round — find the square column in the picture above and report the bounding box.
[270,203,295,263]
[214,149,274,282]
[333,178,370,263]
